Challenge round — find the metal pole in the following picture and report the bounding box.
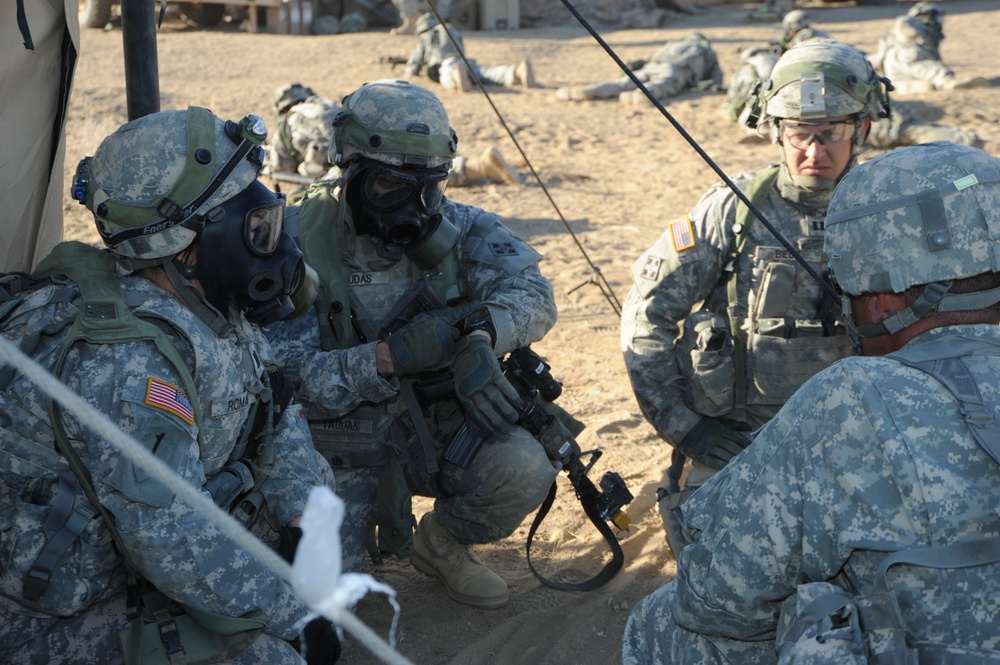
[121,0,160,120]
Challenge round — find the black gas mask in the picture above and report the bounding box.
[347,159,449,252]
[194,180,306,324]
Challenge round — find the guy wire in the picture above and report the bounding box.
[553,0,840,303]
[426,1,623,316]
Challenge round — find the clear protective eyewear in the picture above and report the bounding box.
[360,165,448,214]
[779,118,857,151]
[244,194,287,256]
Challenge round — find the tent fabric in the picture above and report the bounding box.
[1,0,79,273]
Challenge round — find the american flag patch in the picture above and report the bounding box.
[669,216,695,252]
[145,377,195,425]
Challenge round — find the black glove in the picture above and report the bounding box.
[280,526,342,664]
[450,333,522,440]
[293,618,341,665]
[385,314,461,377]
[677,418,752,470]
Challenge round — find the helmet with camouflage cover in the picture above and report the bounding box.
[415,11,439,35]
[754,39,889,130]
[74,106,266,262]
[782,9,811,33]
[330,79,457,169]
[272,82,315,116]
[825,142,1000,335]
[908,1,943,30]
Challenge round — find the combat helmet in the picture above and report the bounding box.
[754,39,889,130]
[272,82,315,116]
[73,106,266,262]
[415,12,440,35]
[825,142,1000,336]
[330,79,457,169]
[908,1,943,30]
[782,9,811,33]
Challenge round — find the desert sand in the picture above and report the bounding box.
[59,1,1000,662]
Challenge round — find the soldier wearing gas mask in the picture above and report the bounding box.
[267,79,557,610]
[0,107,338,663]
[621,41,891,558]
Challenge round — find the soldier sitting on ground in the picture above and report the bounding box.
[555,32,723,106]
[871,1,988,93]
[405,12,536,93]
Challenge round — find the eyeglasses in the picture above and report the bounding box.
[360,164,448,214]
[779,119,857,151]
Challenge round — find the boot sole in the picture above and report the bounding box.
[411,551,510,609]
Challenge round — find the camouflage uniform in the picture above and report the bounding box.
[624,41,889,554]
[265,81,557,581]
[559,33,722,103]
[405,19,531,90]
[623,143,1000,665]
[0,279,330,663]
[721,45,781,123]
[268,94,341,179]
[269,196,557,574]
[866,99,979,150]
[0,107,336,664]
[871,4,984,92]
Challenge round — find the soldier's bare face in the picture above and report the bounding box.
[781,115,856,181]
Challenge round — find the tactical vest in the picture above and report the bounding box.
[0,242,278,617]
[726,166,853,423]
[777,334,1000,664]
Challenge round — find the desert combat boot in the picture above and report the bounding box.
[412,511,509,609]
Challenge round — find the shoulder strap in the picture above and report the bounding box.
[298,183,357,349]
[726,165,781,422]
[889,336,1000,465]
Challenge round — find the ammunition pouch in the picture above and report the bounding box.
[676,310,736,417]
[117,586,267,665]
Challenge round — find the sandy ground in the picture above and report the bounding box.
[59,1,1000,662]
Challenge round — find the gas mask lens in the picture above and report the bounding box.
[779,119,856,150]
[360,165,448,214]
[244,195,286,256]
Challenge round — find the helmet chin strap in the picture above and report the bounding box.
[161,260,235,337]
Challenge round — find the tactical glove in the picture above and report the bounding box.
[450,333,522,440]
[385,314,461,377]
[677,418,752,470]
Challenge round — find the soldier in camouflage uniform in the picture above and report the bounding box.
[720,44,782,124]
[266,80,557,609]
[267,82,342,180]
[872,2,987,93]
[405,13,536,93]
[555,32,723,106]
[775,9,830,52]
[266,82,520,194]
[0,108,339,663]
[622,141,1000,665]
[864,98,997,155]
[621,41,889,556]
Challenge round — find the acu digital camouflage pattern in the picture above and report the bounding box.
[332,79,457,168]
[865,100,980,151]
[404,22,526,91]
[578,33,723,102]
[85,108,262,261]
[267,93,341,178]
[873,11,953,90]
[826,142,1000,296]
[722,45,781,123]
[0,274,332,663]
[266,195,557,572]
[621,165,852,450]
[761,40,883,123]
[623,323,1000,664]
